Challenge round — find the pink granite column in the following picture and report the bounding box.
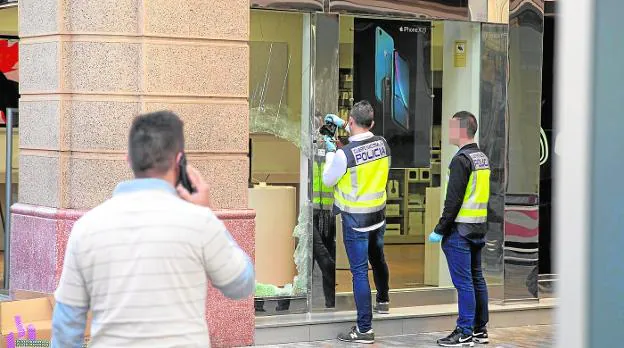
[11,205,255,346]
[15,0,253,346]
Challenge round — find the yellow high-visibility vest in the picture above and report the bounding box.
[451,147,491,223]
[334,136,390,214]
[313,160,334,210]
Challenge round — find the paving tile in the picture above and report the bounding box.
[250,325,554,347]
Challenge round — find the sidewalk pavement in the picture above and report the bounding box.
[250,325,553,347]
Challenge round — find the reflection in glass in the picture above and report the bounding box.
[311,115,337,309]
[504,0,544,300]
[311,155,337,308]
[328,0,469,20]
[507,2,542,195]
[251,0,324,12]
[310,14,340,310]
[479,23,508,288]
[331,17,433,299]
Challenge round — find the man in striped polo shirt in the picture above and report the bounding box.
[51,111,255,347]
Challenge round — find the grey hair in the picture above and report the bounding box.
[350,100,375,128]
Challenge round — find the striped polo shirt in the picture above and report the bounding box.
[54,179,252,347]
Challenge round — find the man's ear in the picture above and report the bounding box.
[370,120,375,130]
[175,152,183,165]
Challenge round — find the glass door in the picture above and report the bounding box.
[249,10,314,316]
[317,16,496,311]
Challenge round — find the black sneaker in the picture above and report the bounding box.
[337,326,375,344]
[473,327,489,344]
[374,302,390,314]
[437,327,474,347]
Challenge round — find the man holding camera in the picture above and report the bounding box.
[322,101,391,344]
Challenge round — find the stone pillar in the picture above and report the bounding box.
[14,0,254,346]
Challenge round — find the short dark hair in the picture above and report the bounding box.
[128,111,184,176]
[452,111,478,138]
[350,100,374,128]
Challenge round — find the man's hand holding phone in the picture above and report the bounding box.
[177,165,213,208]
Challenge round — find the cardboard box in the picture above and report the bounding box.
[249,185,297,286]
[431,161,442,175]
[385,224,402,236]
[408,211,424,237]
[386,204,401,217]
[408,193,424,206]
[406,169,419,182]
[0,291,90,348]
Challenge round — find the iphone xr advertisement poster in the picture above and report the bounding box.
[354,19,431,168]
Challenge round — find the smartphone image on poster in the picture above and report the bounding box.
[393,51,410,131]
[375,27,394,104]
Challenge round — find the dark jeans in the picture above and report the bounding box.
[442,230,489,335]
[342,215,390,332]
[313,209,336,308]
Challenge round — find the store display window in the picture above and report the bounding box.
[249,11,507,315]
[249,10,312,315]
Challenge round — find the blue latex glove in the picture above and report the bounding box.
[324,135,337,152]
[325,114,345,128]
[428,231,443,243]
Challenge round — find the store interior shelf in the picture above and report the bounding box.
[338,68,353,121]
[385,235,425,245]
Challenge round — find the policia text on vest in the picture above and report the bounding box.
[436,143,491,236]
[351,140,389,165]
[334,137,391,225]
[454,147,490,224]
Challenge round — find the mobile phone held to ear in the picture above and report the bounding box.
[178,154,196,193]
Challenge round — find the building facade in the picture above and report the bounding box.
[0,0,554,346]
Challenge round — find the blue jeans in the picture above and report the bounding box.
[342,216,390,333]
[442,230,489,335]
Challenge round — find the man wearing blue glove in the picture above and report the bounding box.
[429,111,490,347]
[322,101,391,344]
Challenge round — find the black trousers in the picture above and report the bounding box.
[313,208,336,308]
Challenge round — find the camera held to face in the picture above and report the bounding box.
[319,120,338,138]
